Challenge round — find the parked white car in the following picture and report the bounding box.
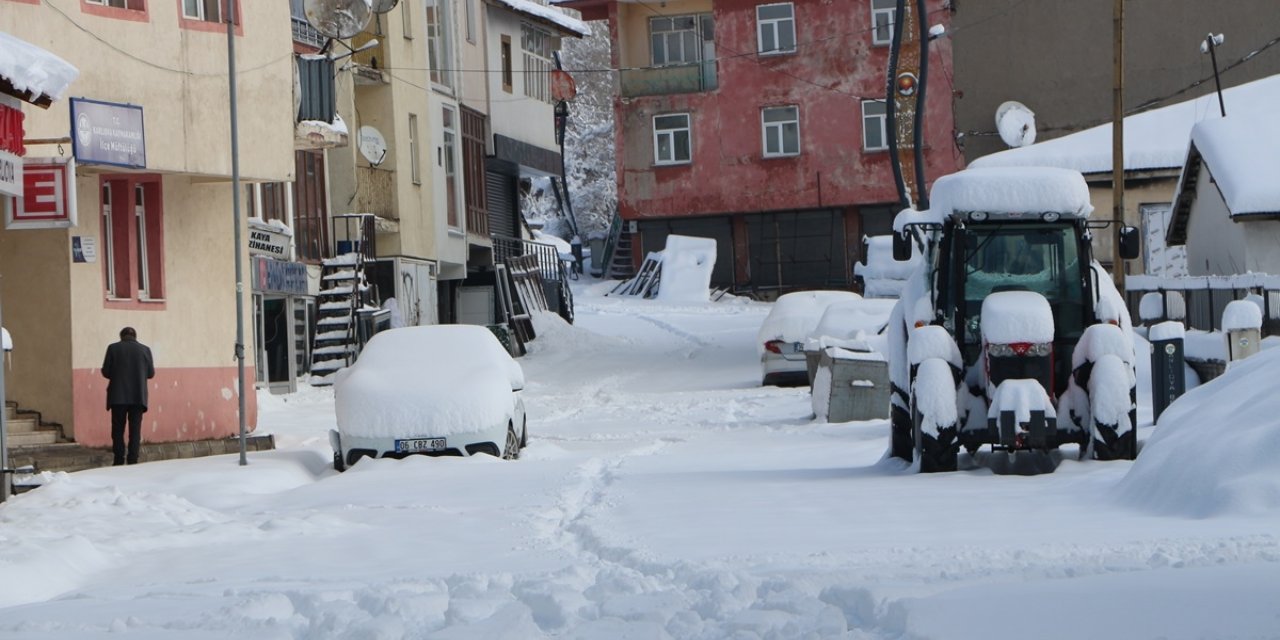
[758,290,862,386]
[330,325,527,470]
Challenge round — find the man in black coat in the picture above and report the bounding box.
[102,327,155,465]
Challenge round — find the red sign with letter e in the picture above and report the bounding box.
[4,157,78,230]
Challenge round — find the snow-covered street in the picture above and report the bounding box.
[1,282,1278,639]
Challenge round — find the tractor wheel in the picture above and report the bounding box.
[911,359,960,473]
[890,403,914,462]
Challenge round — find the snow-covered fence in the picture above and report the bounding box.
[1125,274,1280,336]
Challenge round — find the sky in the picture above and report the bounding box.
[1,280,1278,639]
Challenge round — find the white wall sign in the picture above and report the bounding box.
[247,223,291,258]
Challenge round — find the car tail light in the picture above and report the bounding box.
[764,340,784,354]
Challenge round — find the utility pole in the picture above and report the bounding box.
[1111,0,1126,291]
[227,0,248,466]
[1202,33,1227,117]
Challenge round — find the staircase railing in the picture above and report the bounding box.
[492,234,575,324]
[597,212,624,278]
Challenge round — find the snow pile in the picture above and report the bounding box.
[1148,320,1186,343]
[907,324,962,367]
[913,358,958,432]
[0,31,79,102]
[655,235,716,303]
[756,290,861,352]
[854,235,919,297]
[1118,346,1280,517]
[980,291,1055,344]
[807,299,893,345]
[334,326,522,437]
[1222,299,1263,331]
[970,74,1280,175]
[987,379,1056,423]
[1189,115,1280,215]
[926,167,1094,218]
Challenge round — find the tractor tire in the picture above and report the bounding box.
[890,403,914,462]
[911,359,960,473]
[1092,422,1137,461]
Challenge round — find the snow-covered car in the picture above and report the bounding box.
[758,290,862,386]
[329,325,527,470]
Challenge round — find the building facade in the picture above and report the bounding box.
[0,0,297,445]
[562,0,961,296]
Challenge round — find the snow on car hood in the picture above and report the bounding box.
[334,326,523,438]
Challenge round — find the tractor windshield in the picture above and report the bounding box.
[959,222,1087,348]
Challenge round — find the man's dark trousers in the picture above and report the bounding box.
[111,404,144,465]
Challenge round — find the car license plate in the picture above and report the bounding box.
[395,438,446,453]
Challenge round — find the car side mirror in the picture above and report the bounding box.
[1118,225,1140,261]
[892,230,912,262]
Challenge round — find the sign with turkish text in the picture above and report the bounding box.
[5,156,77,229]
[248,220,292,259]
[0,95,23,198]
[70,97,146,168]
[252,256,308,295]
[72,236,97,263]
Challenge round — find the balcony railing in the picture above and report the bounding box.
[620,62,717,98]
[292,17,325,50]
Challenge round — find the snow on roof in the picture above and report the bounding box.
[0,31,78,105]
[489,0,591,37]
[1186,115,1280,215]
[970,74,1280,175]
[923,167,1094,220]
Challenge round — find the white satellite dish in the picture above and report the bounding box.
[358,126,388,165]
[371,0,400,13]
[996,101,1037,148]
[304,0,373,40]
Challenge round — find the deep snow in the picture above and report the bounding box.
[0,281,1277,639]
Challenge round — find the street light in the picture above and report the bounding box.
[1201,33,1227,117]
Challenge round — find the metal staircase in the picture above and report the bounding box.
[308,215,377,386]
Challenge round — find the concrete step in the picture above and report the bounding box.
[9,435,276,477]
[8,429,59,446]
[4,416,40,433]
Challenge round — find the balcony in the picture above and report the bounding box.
[620,62,717,98]
[292,17,326,50]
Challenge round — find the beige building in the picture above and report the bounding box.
[1,0,295,446]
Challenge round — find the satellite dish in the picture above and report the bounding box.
[371,0,399,13]
[358,126,388,166]
[996,101,1037,148]
[304,0,373,40]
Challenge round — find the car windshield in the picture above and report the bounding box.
[960,222,1086,343]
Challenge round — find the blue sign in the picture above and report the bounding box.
[70,98,146,168]
[253,256,309,296]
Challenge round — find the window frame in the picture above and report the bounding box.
[871,0,897,46]
[402,0,412,39]
[425,0,455,91]
[178,0,242,35]
[408,113,421,185]
[100,174,166,309]
[755,2,796,56]
[861,99,889,152]
[649,14,701,66]
[442,106,461,231]
[761,105,800,158]
[522,23,555,103]
[81,0,149,21]
[652,113,692,166]
[501,35,513,93]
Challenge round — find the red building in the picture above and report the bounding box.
[562,0,962,295]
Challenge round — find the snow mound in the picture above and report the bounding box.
[1117,346,1280,517]
[1223,299,1262,332]
[980,291,1054,344]
[757,290,861,352]
[655,235,716,303]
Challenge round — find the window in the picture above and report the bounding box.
[182,0,220,21]
[501,35,513,93]
[293,150,329,262]
[756,3,795,55]
[409,113,421,185]
[871,0,896,46]
[101,176,164,304]
[443,107,459,229]
[650,15,700,66]
[402,0,412,38]
[762,106,800,157]
[464,0,475,43]
[425,0,454,89]
[653,114,691,165]
[84,0,145,9]
[248,183,289,223]
[861,99,888,151]
[523,24,555,103]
